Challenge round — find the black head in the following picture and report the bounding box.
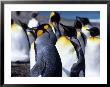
[16,11,21,16]
[74,20,82,30]
[50,11,60,24]
[76,16,90,25]
[87,27,100,37]
[32,12,38,18]
[60,23,77,38]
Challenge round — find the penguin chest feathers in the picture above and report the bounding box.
[85,37,100,76]
[11,23,30,62]
[30,41,36,70]
[55,36,78,72]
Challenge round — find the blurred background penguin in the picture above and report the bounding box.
[11,18,30,62]
[85,27,100,77]
[27,12,39,45]
[11,18,30,77]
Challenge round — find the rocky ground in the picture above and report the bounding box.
[11,62,30,77]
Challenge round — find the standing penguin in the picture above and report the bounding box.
[11,19,30,62]
[30,24,62,77]
[59,23,85,77]
[85,27,100,77]
[74,19,87,54]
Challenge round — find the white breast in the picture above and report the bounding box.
[85,38,100,77]
[27,32,35,45]
[82,29,90,38]
[55,36,78,77]
[30,42,36,70]
[11,24,30,62]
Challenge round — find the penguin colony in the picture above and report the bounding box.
[11,11,100,77]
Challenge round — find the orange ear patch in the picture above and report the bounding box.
[36,30,43,37]
[88,37,100,42]
[44,25,49,29]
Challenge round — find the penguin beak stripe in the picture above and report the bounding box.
[50,12,55,18]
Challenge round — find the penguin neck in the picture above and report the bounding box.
[11,22,16,27]
[82,25,89,30]
[49,22,55,34]
[11,23,18,31]
[49,22,61,39]
[77,31,81,37]
[88,36,100,42]
[32,18,36,21]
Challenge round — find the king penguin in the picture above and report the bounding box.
[60,23,85,77]
[55,18,79,76]
[11,19,30,62]
[85,27,100,77]
[30,23,62,77]
[74,19,87,54]
[30,11,61,70]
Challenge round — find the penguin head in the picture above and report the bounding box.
[16,11,21,16]
[60,23,77,38]
[49,11,60,25]
[87,27,100,37]
[34,24,50,38]
[74,20,82,30]
[76,16,91,26]
[32,12,38,18]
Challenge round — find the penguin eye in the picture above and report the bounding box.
[37,30,43,37]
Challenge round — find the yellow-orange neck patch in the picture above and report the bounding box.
[11,23,17,31]
[57,35,71,45]
[88,37,100,42]
[82,25,89,30]
[77,31,81,37]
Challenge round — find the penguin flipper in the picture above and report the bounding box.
[81,32,87,46]
[30,54,45,77]
[70,40,85,77]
